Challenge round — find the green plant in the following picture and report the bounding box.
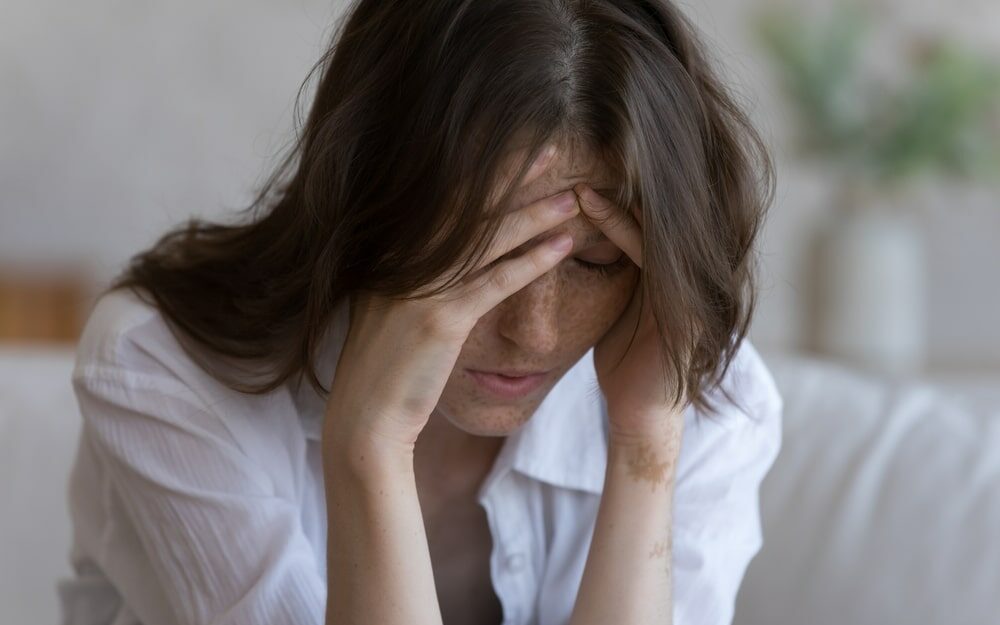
[756,2,1000,191]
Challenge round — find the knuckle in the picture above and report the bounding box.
[531,202,562,231]
[529,244,554,271]
[526,204,549,229]
[491,265,517,291]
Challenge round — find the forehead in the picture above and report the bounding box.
[516,141,616,202]
[492,143,618,251]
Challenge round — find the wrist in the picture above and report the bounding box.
[607,409,685,451]
[606,414,684,490]
[322,414,416,484]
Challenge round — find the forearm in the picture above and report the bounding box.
[569,425,682,625]
[323,431,443,625]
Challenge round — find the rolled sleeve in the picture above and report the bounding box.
[72,371,326,625]
[671,345,784,625]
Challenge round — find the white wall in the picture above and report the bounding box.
[2,0,998,370]
[0,0,342,275]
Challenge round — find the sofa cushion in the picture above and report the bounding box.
[0,346,80,625]
[736,352,1000,625]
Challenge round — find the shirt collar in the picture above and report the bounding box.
[293,295,609,496]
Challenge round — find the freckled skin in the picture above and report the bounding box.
[430,141,640,437]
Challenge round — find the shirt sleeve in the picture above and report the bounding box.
[671,344,784,625]
[72,370,326,625]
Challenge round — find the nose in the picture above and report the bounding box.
[496,271,561,354]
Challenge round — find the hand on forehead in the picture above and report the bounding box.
[502,138,643,268]
[509,143,618,249]
[517,141,612,199]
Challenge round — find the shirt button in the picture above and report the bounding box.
[504,552,526,571]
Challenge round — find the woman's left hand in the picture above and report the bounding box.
[573,183,689,444]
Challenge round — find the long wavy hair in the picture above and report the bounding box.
[105,0,775,421]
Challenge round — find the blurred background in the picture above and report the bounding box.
[2,0,999,374]
[2,1,998,624]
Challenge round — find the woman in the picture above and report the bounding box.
[59,1,782,624]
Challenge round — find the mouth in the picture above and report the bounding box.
[466,368,551,400]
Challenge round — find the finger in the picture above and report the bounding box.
[573,183,643,268]
[525,143,559,185]
[422,143,564,295]
[459,231,574,318]
[469,188,580,274]
[486,142,559,211]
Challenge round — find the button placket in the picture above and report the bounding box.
[480,489,517,624]
[481,473,539,625]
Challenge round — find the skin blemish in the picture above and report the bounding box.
[648,540,668,559]
[626,441,672,492]
[650,538,673,578]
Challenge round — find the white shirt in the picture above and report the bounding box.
[58,287,783,625]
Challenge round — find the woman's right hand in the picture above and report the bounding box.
[322,145,580,458]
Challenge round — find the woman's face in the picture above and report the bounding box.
[433,143,640,436]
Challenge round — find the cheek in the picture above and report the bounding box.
[455,266,639,359]
[558,270,638,344]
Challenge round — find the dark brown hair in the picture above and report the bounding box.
[106,0,775,421]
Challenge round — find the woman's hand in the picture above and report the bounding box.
[567,184,693,625]
[323,145,580,458]
[572,183,689,443]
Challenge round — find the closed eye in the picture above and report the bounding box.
[572,255,632,277]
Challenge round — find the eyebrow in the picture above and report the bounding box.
[580,230,610,246]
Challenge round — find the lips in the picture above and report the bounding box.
[484,369,549,377]
[466,368,550,400]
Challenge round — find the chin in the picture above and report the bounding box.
[435,402,536,437]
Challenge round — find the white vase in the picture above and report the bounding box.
[815,198,927,376]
